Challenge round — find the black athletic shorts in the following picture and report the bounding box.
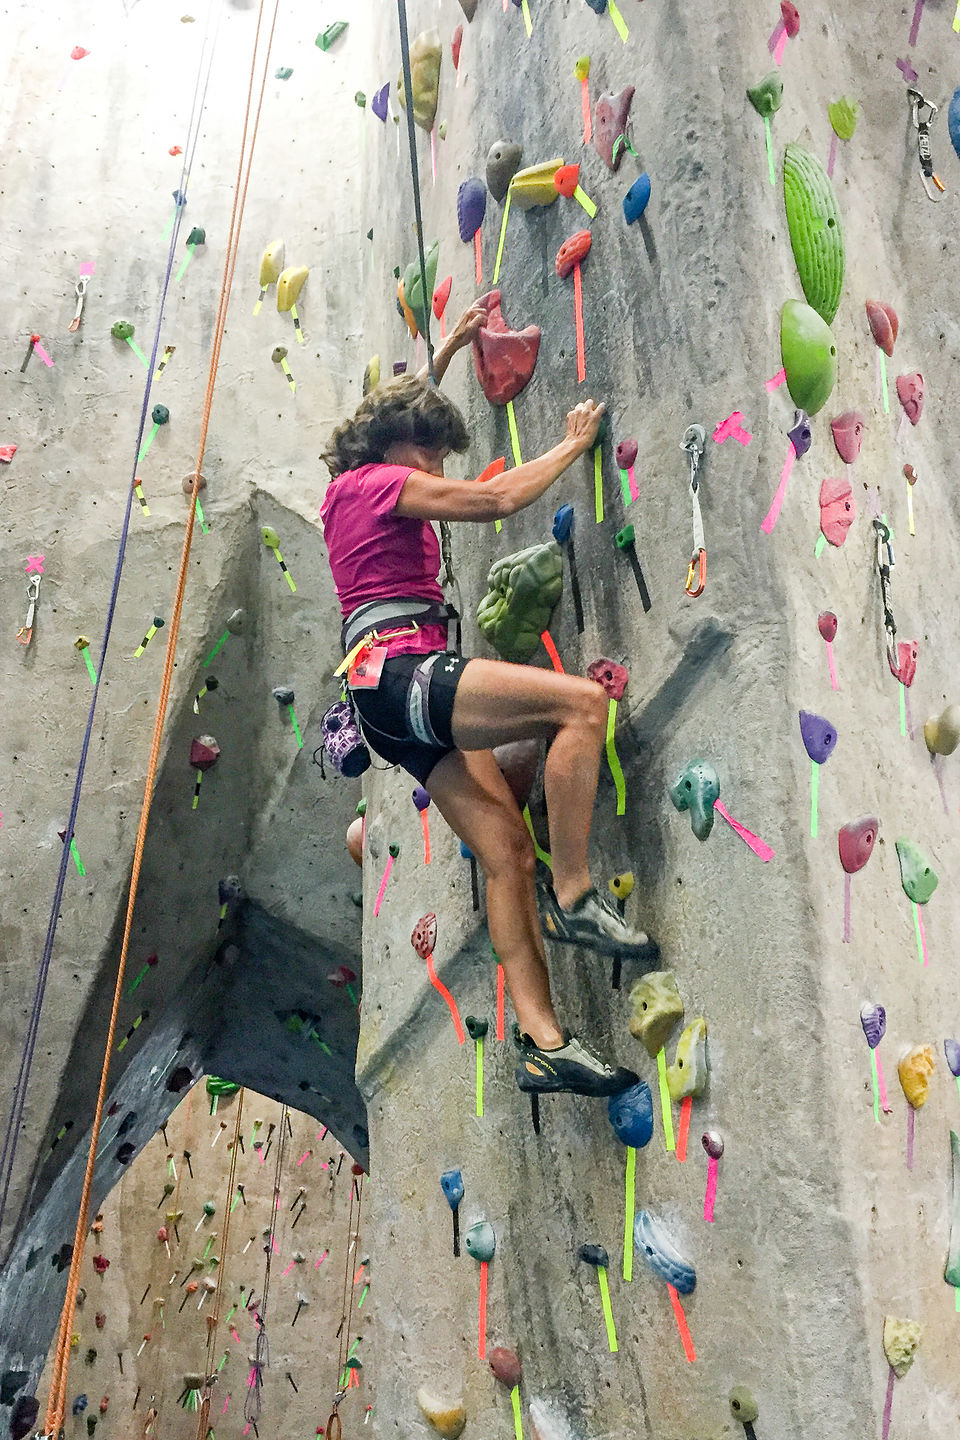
[350,651,470,784]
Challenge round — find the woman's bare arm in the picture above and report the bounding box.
[417,299,486,386]
[395,400,605,523]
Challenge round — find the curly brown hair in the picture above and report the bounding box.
[322,376,470,477]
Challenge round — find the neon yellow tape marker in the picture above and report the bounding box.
[810,760,819,838]
[912,901,925,966]
[506,400,522,467]
[954,0,960,30]
[899,682,907,738]
[520,0,533,36]
[574,185,597,219]
[608,0,629,41]
[476,1035,484,1117]
[510,1385,523,1440]
[605,698,626,816]
[596,1267,618,1352]
[763,115,775,187]
[906,483,915,536]
[623,1146,636,1281]
[522,805,552,869]
[656,1047,675,1151]
[594,446,603,523]
[879,351,890,414]
[493,187,512,284]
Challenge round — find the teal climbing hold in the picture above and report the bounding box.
[670,760,720,841]
[895,837,938,905]
[477,541,563,663]
[464,1220,496,1263]
[783,143,844,324]
[780,300,837,416]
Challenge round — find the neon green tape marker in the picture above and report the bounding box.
[810,760,819,838]
[619,468,631,506]
[137,423,160,462]
[656,1047,675,1151]
[623,1146,636,1281]
[476,1034,484,1117]
[493,187,512,284]
[764,115,775,186]
[81,650,97,684]
[195,498,210,535]
[506,400,522,467]
[954,0,960,31]
[605,698,626,816]
[126,336,149,367]
[870,1050,881,1124]
[510,1386,523,1440]
[520,0,533,36]
[608,0,629,40]
[814,533,826,559]
[879,351,890,414]
[899,683,907,738]
[912,901,924,965]
[358,1283,369,1307]
[596,1266,618,1352]
[289,705,303,748]
[574,185,597,219]
[594,446,603,523]
[70,838,86,876]
[230,1190,241,1213]
[522,804,552,869]
[955,1285,960,1312]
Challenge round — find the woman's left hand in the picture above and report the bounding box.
[449,299,486,348]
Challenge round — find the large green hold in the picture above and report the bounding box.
[895,837,938,905]
[400,240,439,340]
[477,541,563,663]
[780,300,837,415]
[783,143,844,324]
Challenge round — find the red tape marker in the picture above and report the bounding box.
[667,1284,696,1362]
[425,952,466,1044]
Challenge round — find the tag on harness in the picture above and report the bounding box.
[348,645,387,689]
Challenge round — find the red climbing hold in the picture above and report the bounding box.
[819,475,855,546]
[780,1,800,37]
[472,290,541,406]
[889,639,919,687]
[433,275,452,320]
[411,913,438,960]
[594,86,635,171]
[865,300,898,357]
[553,163,581,199]
[587,657,628,701]
[555,230,592,280]
[189,736,220,770]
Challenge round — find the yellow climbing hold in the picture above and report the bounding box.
[416,1388,466,1439]
[277,265,309,312]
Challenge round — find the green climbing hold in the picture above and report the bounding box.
[828,97,860,141]
[186,226,206,247]
[477,541,563,663]
[746,73,783,118]
[627,971,684,1058]
[780,300,837,416]
[670,759,720,841]
[399,240,439,340]
[316,21,348,51]
[895,837,938,905]
[783,144,844,325]
[205,1077,239,1099]
[111,320,134,341]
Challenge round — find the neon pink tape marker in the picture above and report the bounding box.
[223,1396,230,1413]
[760,442,796,533]
[827,133,838,178]
[296,1150,310,1166]
[765,367,786,391]
[826,640,838,691]
[33,340,54,367]
[713,411,752,446]
[772,26,788,64]
[79,261,96,277]
[627,464,639,502]
[703,1156,718,1222]
[881,1368,895,1440]
[315,1249,328,1268]
[713,799,775,861]
[373,854,394,916]
[876,1052,892,1113]
[767,17,785,52]
[281,1261,294,1278]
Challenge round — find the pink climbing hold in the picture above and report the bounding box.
[819,476,855,547]
[586,657,628,701]
[830,411,867,464]
[896,372,924,426]
[472,290,541,406]
[865,300,898,357]
[888,639,919,687]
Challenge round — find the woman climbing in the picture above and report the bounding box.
[320,302,658,1099]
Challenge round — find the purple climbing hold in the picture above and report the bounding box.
[799,710,837,765]
[457,178,486,242]
[372,83,389,122]
[859,1003,886,1050]
[412,786,431,812]
[944,1039,960,1077]
[838,817,878,874]
[787,409,812,459]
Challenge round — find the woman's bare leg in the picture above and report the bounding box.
[450,659,607,909]
[425,746,564,1048]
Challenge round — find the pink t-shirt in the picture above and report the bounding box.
[319,463,450,658]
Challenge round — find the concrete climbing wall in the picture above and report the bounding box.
[33,1083,370,1437]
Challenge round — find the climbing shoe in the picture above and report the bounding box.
[539,884,660,962]
[513,1025,639,1097]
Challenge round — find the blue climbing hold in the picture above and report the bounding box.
[949,87,960,161]
[583,0,608,11]
[608,1081,654,1148]
[552,504,574,545]
[72,1397,88,1416]
[623,172,651,224]
[634,1211,696,1294]
[457,178,487,242]
[460,840,473,860]
[440,1169,464,1210]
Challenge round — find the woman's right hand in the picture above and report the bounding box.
[564,398,606,454]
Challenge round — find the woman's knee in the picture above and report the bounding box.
[557,678,607,738]
[480,822,536,884]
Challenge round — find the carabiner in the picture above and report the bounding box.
[17,574,41,646]
[907,86,945,201]
[685,548,706,598]
[68,274,89,333]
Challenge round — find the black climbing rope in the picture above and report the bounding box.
[396,0,436,386]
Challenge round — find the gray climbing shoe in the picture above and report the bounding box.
[539,884,659,962]
[514,1025,639,1097]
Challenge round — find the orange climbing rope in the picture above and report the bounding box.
[42,3,280,1432]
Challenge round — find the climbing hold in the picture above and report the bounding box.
[608,1080,654,1148]
[883,1316,922,1377]
[945,1040,960,1077]
[898,1045,935,1108]
[272,686,295,708]
[615,439,637,469]
[457,179,486,242]
[586,658,627,701]
[923,705,960,755]
[633,1212,696,1294]
[780,0,800,34]
[838,818,878,874]
[472,290,541,406]
[363,356,380,395]
[819,475,855,547]
[486,141,523,203]
[623,172,651,224]
[316,21,347,50]
[477,541,562,663]
[670,759,720,841]
[372,83,389,122]
[609,872,634,901]
[729,1386,759,1426]
[451,25,462,71]
[396,29,441,131]
[594,86,635,171]
[458,0,477,17]
[888,640,919,687]
[830,410,867,463]
[627,972,684,1058]
[110,319,134,341]
[783,143,844,324]
[277,265,308,314]
[780,300,837,415]
[555,229,592,280]
[575,55,591,81]
[828,97,860,140]
[860,1003,886,1049]
[746,73,783,117]
[865,300,898,357]
[464,1220,496,1263]
[464,1016,488,1040]
[787,409,812,459]
[896,372,924,426]
[399,241,439,339]
[578,1243,609,1268]
[72,1396,88,1416]
[702,1130,724,1161]
[416,1389,466,1438]
[116,1143,135,1165]
[411,913,437,960]
[433,276,452,323]
[151,404,169,426]
[666,1018,709,1100]
[440,1169,463,1208]
[185,225,205,248]
[189,736,220,770]
[945,1131,960,1286]
[895,837,938,904]
[818,611,837,643]
[798,710,837,765]
[510,158,564,210]
[489,1348,522,1389]
[10,1397,39,1440]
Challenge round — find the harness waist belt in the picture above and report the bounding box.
[341,597,459,654]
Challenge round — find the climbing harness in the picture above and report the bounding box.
[874,517,897,668]
[16,574,41,646]
[907,86,945,201]
[681,425,707,597]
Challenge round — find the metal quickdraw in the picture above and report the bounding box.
[681,425,706,597]
[68,274,89,333]
[17,574,41,646]
[907,86,945,201]
[873,517,897,668]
